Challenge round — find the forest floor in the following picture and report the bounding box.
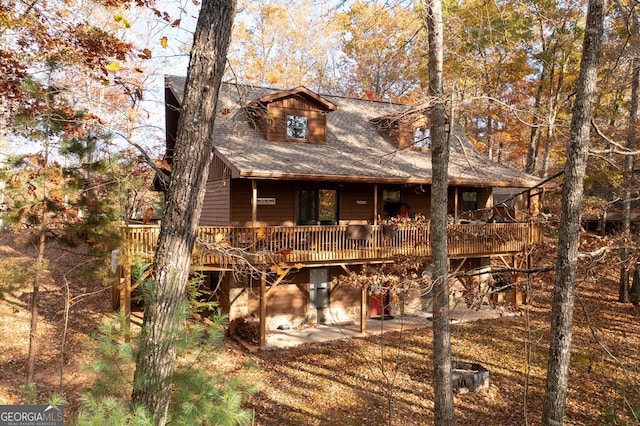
[0,228,639,425]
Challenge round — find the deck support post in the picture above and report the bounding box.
[260,268,267,347]
[115,258,132,343]
[373,184,378,225]
[454,187,459,220]
[123,261,132,342]
[512,255,519,307]
[251,180,257,226]
[360,287,367,333]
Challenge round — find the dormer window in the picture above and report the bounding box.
[414,127,430,149]
[287,115,308,140]
[248,87,336,144]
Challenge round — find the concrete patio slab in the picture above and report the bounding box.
[262,306,513,350]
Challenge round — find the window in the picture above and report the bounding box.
[414,127,430,149]
[287,115,308,140]
[461,191,478,213]
[297,189,338,225]
[382,189,401,216]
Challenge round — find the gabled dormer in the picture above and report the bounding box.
[371,112,431,150]
[246,86,337,144]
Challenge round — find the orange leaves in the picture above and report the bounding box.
[266,72,278,84]
[219,107,231,116]
[154,159,171,171]
[269,263,289,276]
[75,24,132,63]
[362,89,378,100]
[214,232,230,246]
[138,48,152,60]
[276,248,292,256]
[151,7,171,22]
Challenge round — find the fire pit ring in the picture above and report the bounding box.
[451,361,490,393]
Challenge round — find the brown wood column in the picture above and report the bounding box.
[117,258,132,343]
[360,287,367,333]
[373,184,378,225]
[512,255,519,307]
[373,184,378,253]
[252,180,258,249]
[259,268,267,347]
[454,186,459,220]
[252,180,258,227]
[124,262,132,342]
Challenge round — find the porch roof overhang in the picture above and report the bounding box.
[233,169,542,189]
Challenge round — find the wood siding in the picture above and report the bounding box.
[200,178,230,226]
[330,272,362,311]
[254,95,329,144]
[372,116,428,150]
[230,180,296,226]
[247,270,308,317]
[200,159,232,226]
[198,172,526,232]
[230,180,385,226]
[378,184,432,220]
[265,107,326,144]
[164,86,181,163]
[449,186,493,220]
[221,179,500,225]
[340,183,376,223]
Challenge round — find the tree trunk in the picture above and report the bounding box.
[526,58,549,174]
[542,0,605,424]
[423,0,455,424]
[630,264,640,306]
[131,1,236,424]
[26,218,46,386]
[620,57,639,303]
[26,136,50,387]
[541,57,566,179]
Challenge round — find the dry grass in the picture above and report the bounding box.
[1,229,639,425]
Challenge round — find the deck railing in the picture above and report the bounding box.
[119,222,542,267]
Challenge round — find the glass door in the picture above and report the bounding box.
[297,189,338,225]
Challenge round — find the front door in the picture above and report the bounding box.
[297,189,338,225]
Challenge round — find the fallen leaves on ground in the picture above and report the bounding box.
[1,230,639,425]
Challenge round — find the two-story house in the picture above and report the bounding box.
[116,76,547,346]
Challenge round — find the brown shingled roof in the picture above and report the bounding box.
[165,75,544,188]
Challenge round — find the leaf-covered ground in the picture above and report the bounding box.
[203,236,640,425]
[0,229,639,424]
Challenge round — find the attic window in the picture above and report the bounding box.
[414,127,430,149]
[287,115,308,140]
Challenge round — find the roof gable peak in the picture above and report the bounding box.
[254,86,338,112]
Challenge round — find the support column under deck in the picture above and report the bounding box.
[360,288,367,333]
[259,268,267,347]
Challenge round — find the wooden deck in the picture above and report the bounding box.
[118,222,543,268]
